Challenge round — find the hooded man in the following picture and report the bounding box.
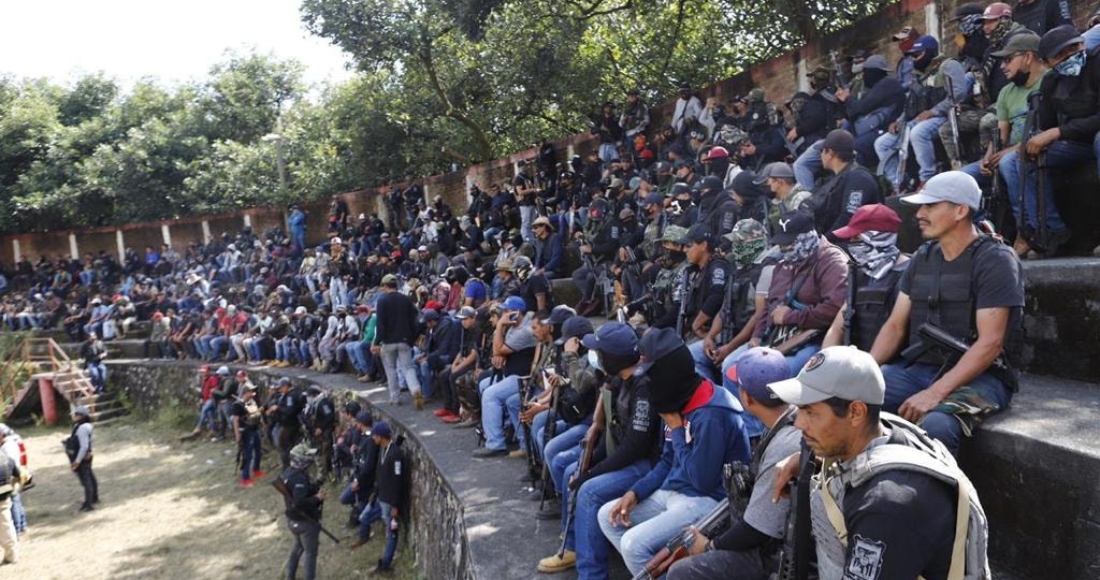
[280,443,326,580]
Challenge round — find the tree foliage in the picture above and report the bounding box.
[0,0,894,235]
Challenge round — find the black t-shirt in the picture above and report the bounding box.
[840,469,956,580]
[521,274,553,315]
[232,398,262,432]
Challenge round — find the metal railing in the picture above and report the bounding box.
[0,337,88,410]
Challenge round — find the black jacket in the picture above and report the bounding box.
[808,163,883,242]
[586,375,662,480]
[1037,48,1100,144]
[281,467,323,522]
[375,442,408,508]
[374,291,420,346]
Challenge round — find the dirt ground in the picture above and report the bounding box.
[11,418,417,579]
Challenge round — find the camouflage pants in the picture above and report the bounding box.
[938,108,996,165]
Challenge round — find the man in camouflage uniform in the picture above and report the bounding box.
[638,225,691,330]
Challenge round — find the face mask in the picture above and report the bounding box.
[958,14,982,37]
[1055,50,1086,77]
[587,349,603,372]
[1010,68,1031,87]
[851,62,865,74]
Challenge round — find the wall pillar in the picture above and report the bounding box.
[797,57,809,93]
[161,224,172,248]
[242,214,252,229]
[115,229,125,263]
[201,221,212,244]
[12,239,20,263]
[68,233,78,259]
[926,1,941,42]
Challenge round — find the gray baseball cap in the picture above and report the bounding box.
[768,346,885,406]
[753,162,795,185]
[900,170,981,211]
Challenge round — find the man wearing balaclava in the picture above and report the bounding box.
[598,328,752,578]
[822,204,910,352]
[873,35,970,194]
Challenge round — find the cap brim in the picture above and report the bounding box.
[989,48,1015,58]
[899,191,942,206]
[752,175,770,186]
[831,225,863,240]
[580,333,599,350]
[554,336,568,346]
[635,360,655,374]
[767,377,833,406]
[769,232,798,247]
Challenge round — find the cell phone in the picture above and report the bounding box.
[509,312,520,322]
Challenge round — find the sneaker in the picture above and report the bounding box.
[357,374,371,382]
[371,560,394,575]
[433,409,450,417]
[414,392,425,410]
[472,447,508,458]
[348,536,370,550]
[508,449,527,459]
[252,470,266,478]
[240,479,255,488]
[78,504,95,513]
[454,417,480,429]
[440,413,462,424]
[537,550,576,573]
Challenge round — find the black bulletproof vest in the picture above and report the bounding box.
[906,237,991,361]
[851,267,904,352]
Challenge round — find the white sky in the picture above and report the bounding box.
[0,0,354,90]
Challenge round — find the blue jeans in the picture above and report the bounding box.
[959,161,992,190]
[910,116,947,182]
[11,492,26,534]
[792,140,824,191]
[687,340,721,386]
[598,489,719,576]
[881,361,1013,455]
[356,500,381,541]
[239,429,261,480]
[86,362,106,393]
[347,342,374,375]
[381,342,421,402]
[999,135,1100,232]
[378,500,399,567]
[563,460,651,579]
[479,375,521,450]
[195,399,217,431]
[536,418,588,465]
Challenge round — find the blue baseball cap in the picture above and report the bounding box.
[502,295,527,311]
[905,35,939,56]
[581,322,639,357]
[725,347,791,402]
[372,421,393,439]
[636,327,685,374]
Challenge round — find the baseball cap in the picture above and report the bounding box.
[496,259,514,273]
[820,129,855,156]
[767,346,885,406]
[455,306,478,320]
[216,366,230,376]
[502,295,527,311]
[642,192,666,208]
[905,35,939,55]
[725,347,791,402]
[381,274,399,287]
[769,211,816,246]
[72,406,91,417]
[556,315,595,346]
[831,204,902,239]
[608,178,625,191]
[705,146,729,160]
[846,49,870,61]
[900,170,981,211]
[660,225,689,244]
[294,306,307,315]
[419,309,440,323]
[1039,25,1085,61]
[731,172,768,201]
[679,224,717,246]
[746,88,765,103]
[893,26,915,41]
[753,162,795,185]
[581,322,639,357]
[980,2,1013,20]
[355,411,373,426]
[636,327,685,374]
[724,219,768,244]
[243,383,258,392]
[277,377,292,387]
[992,31,1041,57]
[371,421,393,439]
[541,305,577,327]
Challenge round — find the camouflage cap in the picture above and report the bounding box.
[746,88,765,103]
[723,219,768,244]
[807,67,833,86]
[660,225,689,244]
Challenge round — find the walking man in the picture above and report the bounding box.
[371,274,425,409]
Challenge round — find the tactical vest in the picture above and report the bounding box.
[653,261,688,316]
[905,57,951,119]
[905,236,1021,366]
[851,267,904,352]
[809,414,991,580]
[243,399,263,428]
[719,263,762,344]
[0,458,13,497]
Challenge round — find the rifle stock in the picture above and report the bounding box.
[272,478,341,544]
[559,429,598,558]
[634,497,731,580]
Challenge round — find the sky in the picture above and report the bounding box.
[0,0,354,90]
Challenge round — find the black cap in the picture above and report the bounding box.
[541,305,576,327]
[820,129,855,157]
[636,327,685,374]
[770,212,816,246]
[1039,24,1085,61]
[556,315,595,346]
[951,2,984,20]
[731,172,768,200]
[679,224,717,246]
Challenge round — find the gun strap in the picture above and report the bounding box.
[601,388,616,456]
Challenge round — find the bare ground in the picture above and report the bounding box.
[13,418,417,579]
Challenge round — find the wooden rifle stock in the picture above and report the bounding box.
[559,428,598,558]
[272,478,341,544]
[633,498,731,580]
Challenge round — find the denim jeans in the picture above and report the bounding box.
[687,340,721,386]
[666,547,770,580]
[381,343,421,402]
[999,135,1100,232]
[520,205,537,243]
[356,500,381,541]
[959,161,992,190]
[239,429,261,480]
[10,493,26,535]
[479,375,521,451]
[195,398,217,431]
[792,140,824,191]
[909,116,947,182]
[562,460,651,580]
[378,500,399,567]
[598,489,719,576]
[285,519,320,580]
[535,417,588,465]
[85,362,107,393]
[347,342,374,375]
[881,361,1012,455]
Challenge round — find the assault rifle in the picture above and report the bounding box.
[985,125,1004,223]
[841,260,858,347]
[675,268,695,340]
[771,445,815,580]
[271,478,341,544]
[538,369,560,509]
[896,122,911,193]
[633,498,732,580]
[518,376,542,487]
[829,51,850,90]
[560,429,598,558]
[944,75,963,170]
[901,322,1018,392]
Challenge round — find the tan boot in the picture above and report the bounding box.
[414,392,425,411]
[537,550,576,573]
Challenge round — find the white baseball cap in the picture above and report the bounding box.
[767,346,885,406]
[901,171,981,211]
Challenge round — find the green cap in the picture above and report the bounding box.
[723,219,768,243]
[660,225,689,243]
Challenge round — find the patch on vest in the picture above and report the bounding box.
[844,535,885,580]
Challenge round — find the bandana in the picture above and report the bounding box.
[779,232,820,264]
[730,239,766,270]
[987,19,1013,44]
[848,231,900,280]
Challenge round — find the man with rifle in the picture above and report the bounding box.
[871,172,1024,455]
[664,347,800,580]
[302,385,337,482]
[231,383,266,488]
[679,224,732,386]
[268,377,307,470]
[536,322,660,576]
[598,328,752,578]
[277,443,329,580]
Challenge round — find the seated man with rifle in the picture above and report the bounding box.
[664,347,802,580]
[871,171,1024,455]
[599,328,752,578]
